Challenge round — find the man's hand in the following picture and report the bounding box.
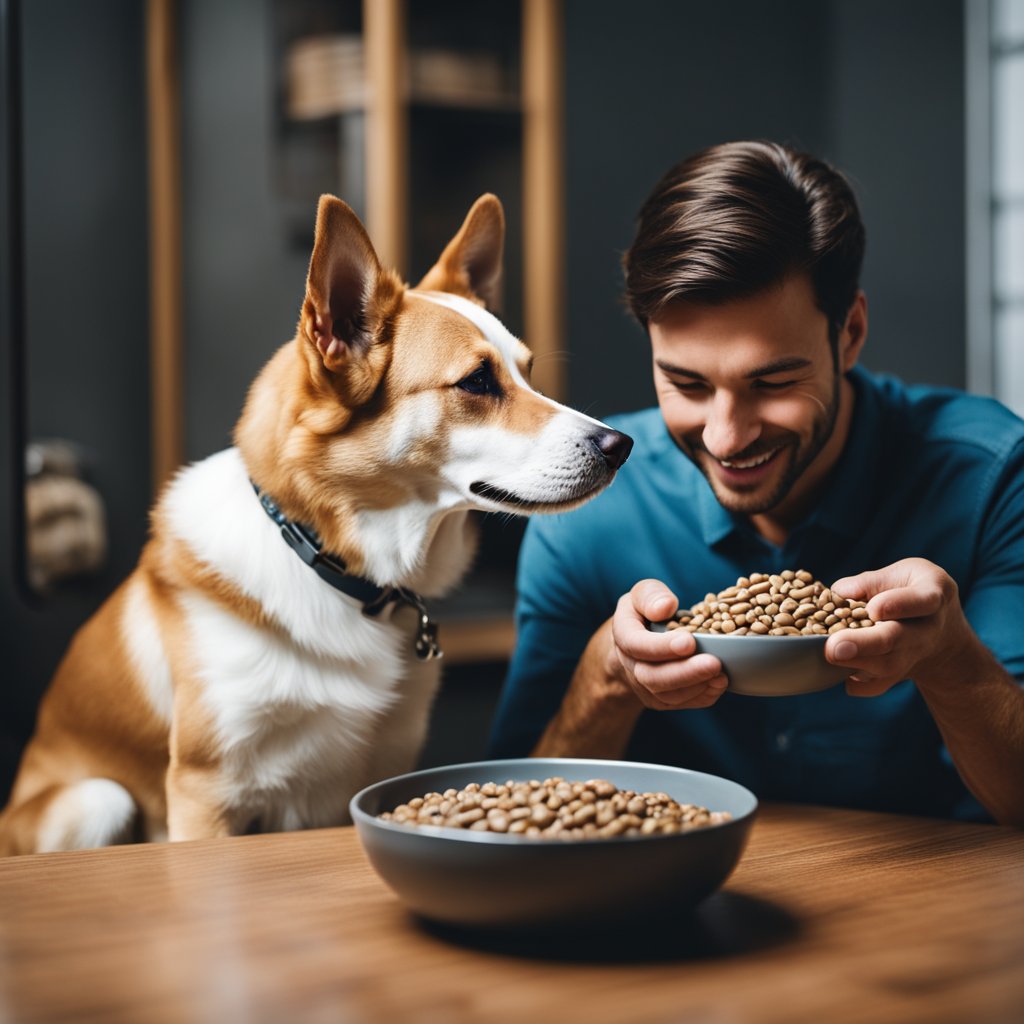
[608,579,729,710]
[827,557,1024,825]
[826,557,979,697]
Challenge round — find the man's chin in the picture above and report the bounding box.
[708,486,781,516]
[698,454,793,514]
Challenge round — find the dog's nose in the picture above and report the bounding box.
[592,429,633,470]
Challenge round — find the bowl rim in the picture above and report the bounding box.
[349,757,758,847]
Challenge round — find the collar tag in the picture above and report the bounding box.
[363,586,442,661]
[415,610,442,661]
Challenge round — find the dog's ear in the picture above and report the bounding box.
[416,193,504,311]
[300,196,402,400]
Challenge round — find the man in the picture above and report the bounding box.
[488,140,1024,826]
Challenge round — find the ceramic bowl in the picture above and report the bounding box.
[350,758,757,930]
[649,621,845,696]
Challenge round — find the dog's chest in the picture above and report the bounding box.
[182,590,434,829]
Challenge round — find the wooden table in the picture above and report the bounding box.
[1,804,1022,1024]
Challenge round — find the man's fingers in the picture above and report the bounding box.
[615,623,690,665]
[613,586,688,664]
[866,583,945,622]
[832,557,944,607]
[631,579,679,623]
[845,674,900,698]
[831,567,890,603]
[827,621,900,668]
[632,652,723,695]
[655,677,728,709]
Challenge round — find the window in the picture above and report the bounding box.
[968,0,1024,413]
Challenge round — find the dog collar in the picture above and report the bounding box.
[251,482,441,660]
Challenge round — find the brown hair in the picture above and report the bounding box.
[623,141,865,338]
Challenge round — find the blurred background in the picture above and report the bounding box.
[1,0,1022,800]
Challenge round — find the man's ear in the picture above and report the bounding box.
[838,290,868,372]
[416,193,505,311]
[299,193,401,401]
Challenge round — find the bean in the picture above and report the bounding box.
[378,778,731,841]
[668,570,875,636]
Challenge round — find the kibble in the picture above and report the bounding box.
[665,570,876,636]
[378,778,731,840]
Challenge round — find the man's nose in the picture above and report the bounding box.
[702,393,760,458]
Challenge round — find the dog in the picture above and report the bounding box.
[0,193,632,855]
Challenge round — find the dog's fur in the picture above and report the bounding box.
[0,194,631,855]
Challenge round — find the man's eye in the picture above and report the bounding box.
[672,380,707,393]
[456,364,501,396]
[753,379,796,390]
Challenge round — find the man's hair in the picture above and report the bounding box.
[623,141,865,337]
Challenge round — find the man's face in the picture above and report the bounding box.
[649,274,853,522]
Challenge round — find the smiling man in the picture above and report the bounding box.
[488,141,1024,826]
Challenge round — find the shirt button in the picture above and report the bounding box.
[775,731,791,752]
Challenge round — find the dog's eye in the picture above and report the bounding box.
[456,363,501,397]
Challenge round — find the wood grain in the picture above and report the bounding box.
[522,0,565,404]
[146,0,184,492]
[363,0,406,276]
[1,805,1021,1024]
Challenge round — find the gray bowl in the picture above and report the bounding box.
[350,758,757,930]
[649,622,845,696]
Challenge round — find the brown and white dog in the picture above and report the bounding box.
[0,194,632,856]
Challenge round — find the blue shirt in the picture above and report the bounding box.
[488,367,1024,822]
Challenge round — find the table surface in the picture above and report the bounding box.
[1,803,1022,1024]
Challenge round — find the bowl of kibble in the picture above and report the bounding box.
[350,758,756,930]
[649,570,875,697]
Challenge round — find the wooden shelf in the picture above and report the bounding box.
[441,616,517,665]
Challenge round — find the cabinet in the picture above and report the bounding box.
[149,0,565,664]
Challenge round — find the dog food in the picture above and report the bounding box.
[378,777,731,840]
[665,570,876,636]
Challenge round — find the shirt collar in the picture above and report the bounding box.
[696,469,740,547]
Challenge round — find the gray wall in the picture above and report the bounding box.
[180,0,310,461]
[2,0,150,794]
[564,0,966,419]
[827,0,966,391]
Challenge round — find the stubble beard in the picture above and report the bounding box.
[683,371,842,517]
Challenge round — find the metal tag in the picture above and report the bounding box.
[415,612,442,661]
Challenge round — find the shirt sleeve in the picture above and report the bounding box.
[962,437,1024,684]
[487,514,607,757]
